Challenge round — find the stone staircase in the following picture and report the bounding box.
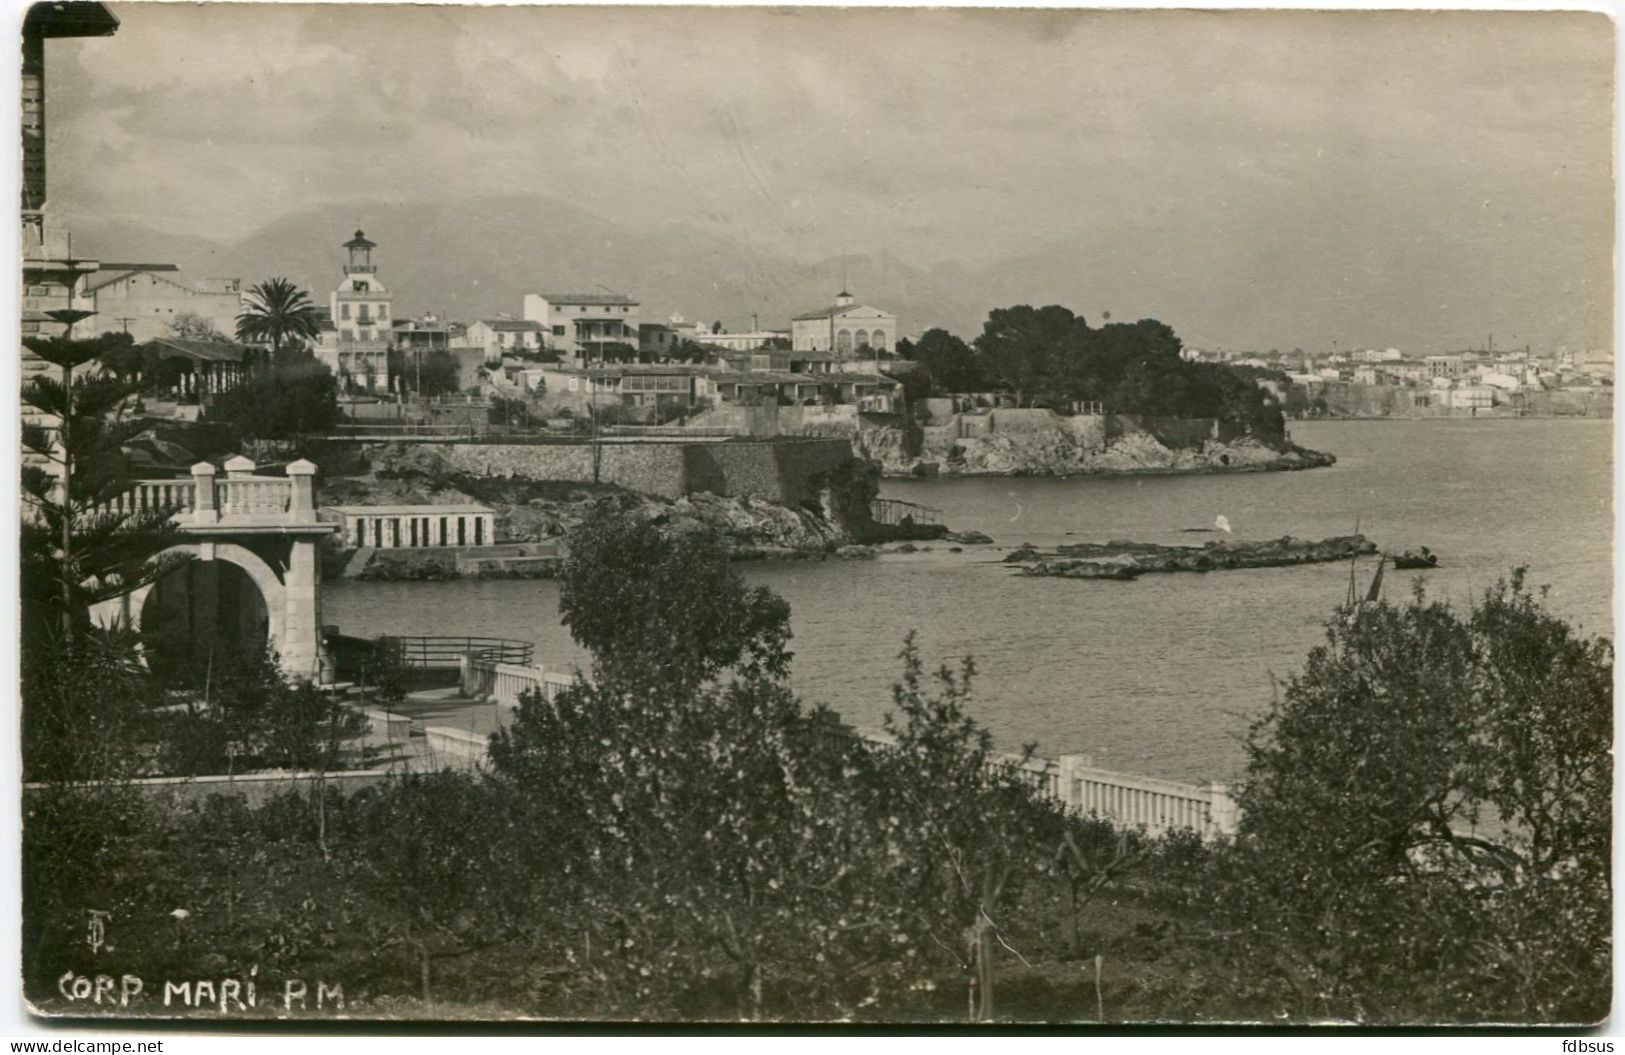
[341,546,376,578]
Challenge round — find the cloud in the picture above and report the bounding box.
[43,5,1612,348]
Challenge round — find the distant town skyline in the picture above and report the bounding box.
[43,4,1613,353]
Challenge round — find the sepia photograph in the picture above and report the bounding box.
[12,0,1615,1030]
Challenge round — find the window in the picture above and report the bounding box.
[553,325,566,336]
[341,304,350,320]
[353,281,366,292]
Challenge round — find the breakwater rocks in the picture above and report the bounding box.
[853,412,1335,478]
[1007,535,1378,580]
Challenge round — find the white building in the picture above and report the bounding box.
[316,230,392,392]
[693,330,790,352]
[790,292,897,356]
[79,263,242,343]
[522,292,640,359]
[320,504,496,550]
[458,318,546,362]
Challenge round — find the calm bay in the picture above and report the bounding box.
[322,419,1612,784]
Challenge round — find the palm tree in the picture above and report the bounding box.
[236,277,320,367]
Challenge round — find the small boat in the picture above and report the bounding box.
[1392,547,1439,570]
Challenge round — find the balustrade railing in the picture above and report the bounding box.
[93,457,321,527]
[218,476,292,517]
[460,654,573,707]
[101,479,197,517]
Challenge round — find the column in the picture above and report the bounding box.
[190,461,218,525]
[282,538,321,678]
[1207,782,1240,838]
[286,459,316,523]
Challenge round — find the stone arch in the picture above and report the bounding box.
[854,329,870,350]
[92,541,287,658]
[871,329,889,352]
[836,329,852,352]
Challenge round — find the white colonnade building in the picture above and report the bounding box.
[319,504,497,550]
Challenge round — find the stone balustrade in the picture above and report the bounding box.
[460,655,577,709]
[102,456,319,527]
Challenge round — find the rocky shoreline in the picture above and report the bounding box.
[317,442,944,578]
[1004,534,1378,580]
[853,422,1336,478]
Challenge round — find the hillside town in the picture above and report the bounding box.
[27,216,1613,439]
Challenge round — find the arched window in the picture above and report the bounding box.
[872,330,889,352]
[836,329,853,352]
[854,329,870,349]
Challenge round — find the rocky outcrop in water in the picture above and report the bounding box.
[1009,535,1378,580]
[850,412,1334,478]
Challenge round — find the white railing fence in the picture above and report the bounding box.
[460,654,578,709]
[826,724,1238,839]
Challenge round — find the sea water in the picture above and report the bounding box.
[322,419,1612,783]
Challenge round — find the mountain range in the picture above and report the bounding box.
[60,192,1605,354]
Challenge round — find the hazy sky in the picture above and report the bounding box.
[44,4,1615,350]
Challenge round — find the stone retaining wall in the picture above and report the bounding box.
[427,438,855,504]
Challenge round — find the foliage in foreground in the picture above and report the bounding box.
[1226,572,1611,1022]
[21,517,1611,1022]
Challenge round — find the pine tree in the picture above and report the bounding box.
[20,332,188,652]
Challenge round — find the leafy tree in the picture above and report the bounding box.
[910,327,989,394]
[877,639,1066,1019]
[670,339,711,364]
[486,396,531,429]
[555,506,791,694]
[159,642,366,776]
[973,304,1086,407]
[205,349,339,441]
[168,311,230,343]
[1230,572,1611,1021]
[22,626,163,782]
[235,277,321,364]
[94,331,144,383]
[415,350,462,397]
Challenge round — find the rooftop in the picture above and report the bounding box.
[142,337,252,363]
[535,292,639,307]
[479,319,544,332]
[791,301,893,322]
[323,504,494,516]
